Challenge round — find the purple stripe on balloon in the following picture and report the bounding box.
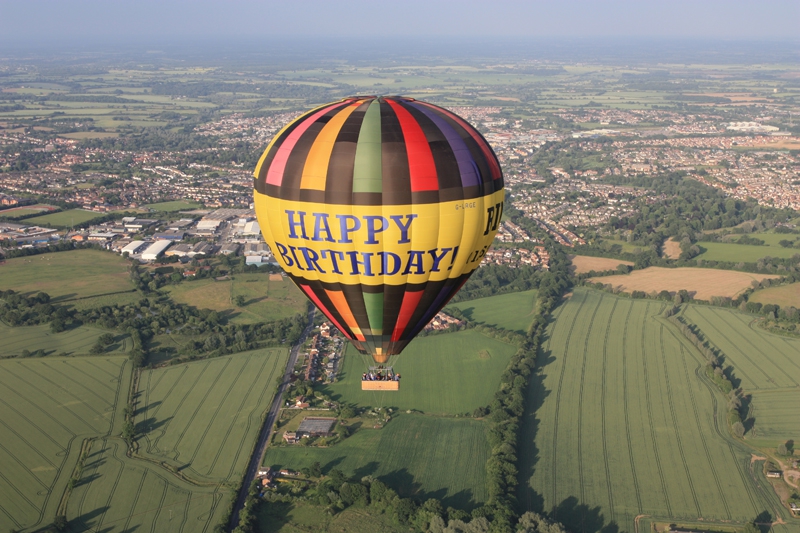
[407,102,480,188]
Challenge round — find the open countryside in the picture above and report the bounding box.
[0,249,133,301]
[750,282,800,307]
[590,267,780,300]
[519,289,790,533]
[568,255,634,275]
[449,289,539,334]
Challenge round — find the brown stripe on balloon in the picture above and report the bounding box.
[379,101,412,205]
[340,284,371,336]
[381,284,407,343]
[324,102,366,203]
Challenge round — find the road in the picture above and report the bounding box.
[229,306,316,530]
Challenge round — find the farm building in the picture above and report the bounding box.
[282,432,298,444]
[120,240,147,255]
[297,417,336,438]
[766,470,782,478]
[140,240,172,261]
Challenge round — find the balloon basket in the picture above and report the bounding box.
[361,366,399,391]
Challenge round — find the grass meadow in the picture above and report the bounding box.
[0,249,133,301]
[519,289,789,533]
[165,273,307,324]
[680,305,800,447]
[0,322,131,357]
[136,349,288,483]
[25,208,107,228]
[449,289,538,334]
[322,329,519,415]
[264,414,490,509]
[0,357,131,532]
[749,281,800,307]
[697,233,800,262]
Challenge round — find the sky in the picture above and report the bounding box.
[1,0,799,46]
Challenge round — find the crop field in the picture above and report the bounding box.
[136,349,288,483]
[697,234,800,262]
[264,414,489,509]
[662,238,682,259]
[145,200,203,212]
[322,329,518,415]
[449,289,538,333]
[590,266,779,300]
[519,289,789,533]
[749,281,800,307]
[24,208,107,228]
[165,273,307,324]
[0,322,130,357]
[0,356,130,532]
[258,500,408,533]
[568,255,634,274]
[680,305,800,447]
[0,249,133,301]
[67,438,226,533]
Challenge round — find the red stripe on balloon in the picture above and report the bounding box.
[391,290,425,342]
[386,99,439,191]
[299,285,353,340]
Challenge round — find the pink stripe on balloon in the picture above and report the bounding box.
[266,102,349,186]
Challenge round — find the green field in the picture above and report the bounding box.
[68,438,226,533]
[145,200,203,212]
[264,414,489,509]
[750,281,800,307]
[680,305,800,447]
[24,208,107,228]
[0,356,131,532]
[136,349,288,483]
[449,289,538,334]
[519,289,789,533]
[258,500,407,533]
[0,249,133,301]
[322,329,519,414]
[165,273,307,324]
[0,322,130,357]
[697,233,800,262]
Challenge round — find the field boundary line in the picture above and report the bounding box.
[577,292,604,512]
[150,364,201,454]
[641,302,672,516]
[36,360,115,405]
[91,440,127,533]
[549,290,588,511]
[658,324,701,517]
[621,300,643,514]
[56,359,118,394]
[600,298,618,521]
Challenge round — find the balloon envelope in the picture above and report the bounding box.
[254,96,504,363]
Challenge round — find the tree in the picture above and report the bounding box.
[733,421,746,438]
[778,443,789,456]
[52,515,68,532]
[99,333,115,345]
[122,420,135,445]
[89,342,105,355]
[309,461,322,477]
[742,523,759,533]
[235,295,246,307]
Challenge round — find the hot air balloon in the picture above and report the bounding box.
[253,96,504,387]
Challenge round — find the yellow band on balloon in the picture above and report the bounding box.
[254,188,505,287]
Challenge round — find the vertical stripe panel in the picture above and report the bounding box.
[300,102,361,191]
[386,99,439,192]
[407,102,480,188]
[352,101,383,194]
[266,102,348,186]
[391,290,424,342]
[325,290,364,340]
[299,285,353,340]
[362,292,384,335]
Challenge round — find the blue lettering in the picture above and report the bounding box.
[390,214,417,244]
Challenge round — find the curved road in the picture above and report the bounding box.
[230,307,316,530]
